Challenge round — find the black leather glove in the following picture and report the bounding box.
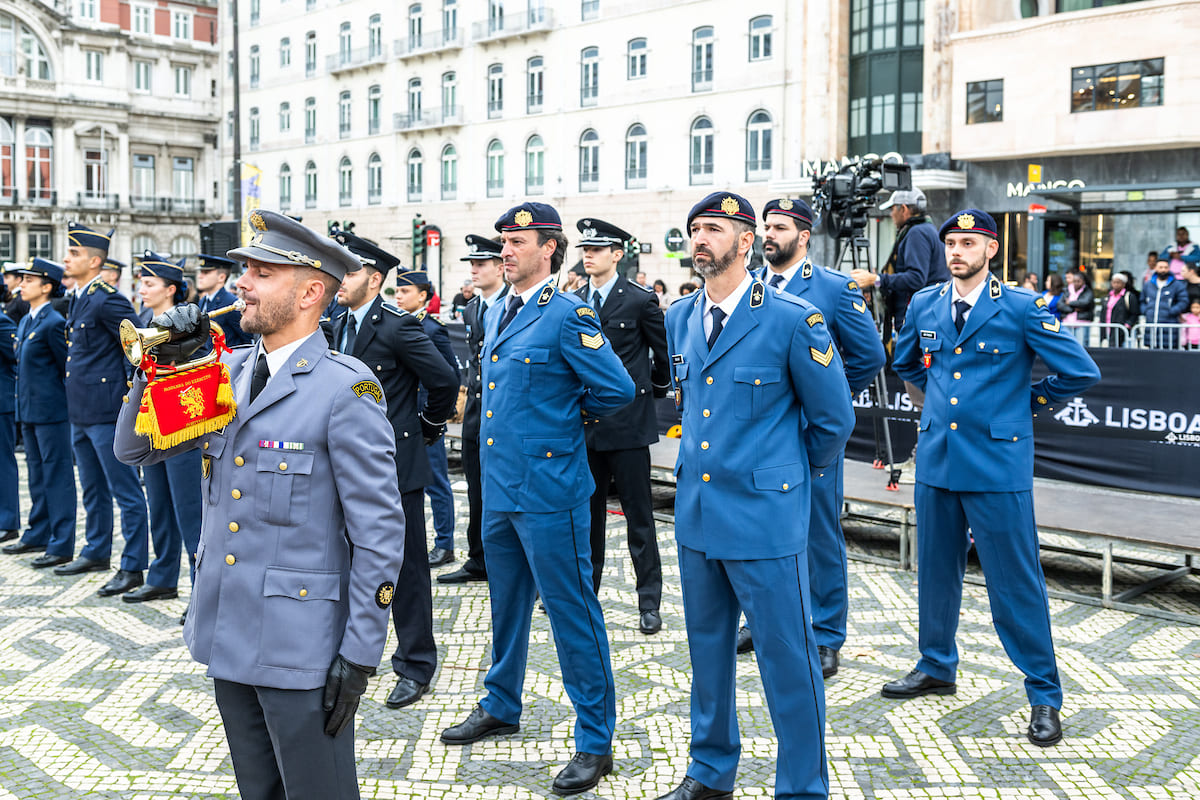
[419,412,445,446]
[150,304,211,364]
[322,654,374,737]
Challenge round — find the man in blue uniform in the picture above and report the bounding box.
[438,235,508,585]
[2,259,74,565]
[657,193,855,800]
[327,231,459,711]
[54,222,150,597]
[885,209,1101,747]
[573,217,670,635]
[736,198,886,677]
[440,202,633,797]
[195,254,251,347]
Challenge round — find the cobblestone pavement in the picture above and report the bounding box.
[2,467,1200,799]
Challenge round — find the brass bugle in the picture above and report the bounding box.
[119,299,247,365]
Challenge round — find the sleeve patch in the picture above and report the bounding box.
[847,280,859,291]
[576,306,596,319]
[352,379,384,403]
[375,581,395,608]
[1035,296,1048,308]
[806,312,825,328]
[810,343,835,367]
[1042,319,1061,332]
[852,301,868,313]
[580,331,604,350]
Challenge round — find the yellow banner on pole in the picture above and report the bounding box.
[239,164,262,246]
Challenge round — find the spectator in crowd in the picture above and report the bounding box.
[1042,274,1064,318]
[1022,273,1039,292]
[1100,271,1138,347]
[1161,227,1200,280]
[1142,258,1189,348]
[1142,250,1160,286]
[427,289,442,315]
[449,280,475,319]
[677,281,697,299]
[1059,270,1094,345]
[635,271,648,287]
[1181,300,1200,350]
[652,278,668,308]
[1182,262,1200,306]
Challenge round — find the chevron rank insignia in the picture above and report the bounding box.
[1035,296,1048,308]
[538,285,554,305]
[806,312,824,328]
[1042,319,1061,332]
[352,380,383,403]
[576,306,596,318]
[852,301,868,313]
[750,282,765,307]
[580,332,604,350]
[810,344,835,367]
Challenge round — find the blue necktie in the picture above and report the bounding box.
[707,307,726,350]
[954,300,971,333]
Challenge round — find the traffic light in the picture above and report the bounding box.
[327,220,340,236]
[412,215,426,264]
[623,238,640,271]
[343,220,356,235]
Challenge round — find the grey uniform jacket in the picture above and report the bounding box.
[114,332,406,690]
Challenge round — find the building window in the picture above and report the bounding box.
[25,125,52,203]
[368,153,382,204]
[749,16,772,61]
[248,107,260,149]
[249,45,260,88]
[745,110,772,181]
[901,0,923,46]
[443,0,458,39]
[692,27,713,92]
[29,228,52,258]
[133,60,152,93]
[132,154,155,208]
[441,72,457,119]
[279,101,291,132]
[625,123,647,189]
[580,47,599,106]
[408,4,423,49]
[489,0,504,34]
[582,0,599,20]
[627,38,646,79]
[527,57,544,112]
[368,85,381,134]
[689,117,713,185]
[488,64,503,119]
[369,14,383,58]
[171,235,197,259]
[338,21,352,65]
[901,90,922,133]
[77,0,98,19]
[407,78,422,124]
[304,160,317,208]
[486,139,504,198]
[172,157,194,207]
[83,149,107,198]
[305,31,317,77]
[1071,59,1163,112]
[0,119,10,200]
[172,10,192,40]
[85,51,104,83]
[1057,0,1146,8]
[338,157,352,206]
[407,149,423,202]
[965,80,1002,124]
[441,144,457,201]
[279,163,292,210]
[305,97,316,142]
[0,227,11,261]
[132,5,152,34]
[525,134,544,195]
[339,91,352,138]
[250,0,260,25]
[174,66,192,97]
[578,129,599,192]
[280,37,291,68]
[848,0,924,154]
[2,18,53,80]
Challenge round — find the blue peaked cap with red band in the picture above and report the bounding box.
[687,192,757,230]
[939,208,998,241]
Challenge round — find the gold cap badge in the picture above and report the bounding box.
[720,197,740,216]
[957,214,976,230]
[779,199,794,210]
[514,210,533,227]
[249,210,267,231]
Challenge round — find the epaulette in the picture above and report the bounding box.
[749,280,765,308]
[628,280,654,293]
[88,280,116,295]
[988,275,1002,300]
[327,350,371,373]
[936,281,950,297]
[415,309,427,321]
[537,284,555,306]
[428,315,446,326]
[230,343,254,351]
[802,261,813,279]
[381,303,410,317]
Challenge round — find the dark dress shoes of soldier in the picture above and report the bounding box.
[654,776,734,800]
[818,645,839,679]
[427,547,454,567]
[639,610,662,635]
[881,668,957,699]
[438,566,487,584]
[122,584,179,603]
[3,540,43,555]
[735,626,754,654]
[441,705,520,744]
[1027,705,1062,746]
[97,569,144,597]
[0,529,17,543]
[385,675,430,709]
[31,553,70,569]
[53,557,110,576]
[552,752,613,796]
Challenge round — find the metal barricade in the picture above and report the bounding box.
[1063,322,1137,348]
[1130,322,1198,351]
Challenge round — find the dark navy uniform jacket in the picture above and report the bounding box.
[574,277,671,451]
[65,278,140,426]
[199,286,251,348]
[0,312,15,416]
[416,309,460,374]
[461,287,508,440]
[880,220,951,332]
[16,307,68,424]
[894,276,1101,492]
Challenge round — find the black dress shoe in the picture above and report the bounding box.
[122,584,179,603]
[385,675,430,709]
[736,626,754,654]
[97,570,144,597]
[881,668,956,699]
[441,705,519,744]
[552,752,613,796]
[53,557,110,576]
[31,553,71,569]
[0,529,17,543]
[3,540,44,555]
[428,547,454,567]
[1027,705,1062,746]
[653,776,733,800]
[639,610,662,635]
[438,566,487,584]
[818,645,839,679]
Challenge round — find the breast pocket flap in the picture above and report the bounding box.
[752,462,804,492]
[733,366,782,385]
[262,567,341,601]
[256,449,315,475]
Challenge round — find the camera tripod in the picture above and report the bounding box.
[833,233,901,491]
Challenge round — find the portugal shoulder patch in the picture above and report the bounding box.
[375,581,395,609]
[810,343,835,367]
[806,312,824,328]
[580,331,604,350]
[352,379,383,403]
[576,306,596,319]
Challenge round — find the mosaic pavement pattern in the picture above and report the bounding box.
[1,466,1200,798]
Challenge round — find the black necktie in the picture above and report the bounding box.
[707,307,726,350]
[67,292,76,321]
[592,290,603,313]
[769,273,785,290]
[249,352,270,403]
[954,300,971,333]
[497,296,524,334]
[344,313,358,354]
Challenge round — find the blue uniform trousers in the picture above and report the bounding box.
[425,438,455,551]
[72,421,149,570]
[679,544,828,800]
[0,413,19,530]
[143,450,203,588]
[807,455,849,651]
[480,504,616,755]
[914,483,1062,708]
[19,422,75,558]
[391,489,437,685]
